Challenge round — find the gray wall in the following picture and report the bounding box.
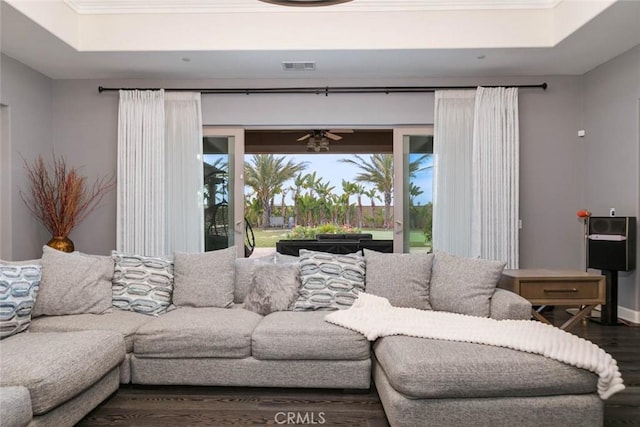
[584,44,640,312]
[4,45,639,313]
[50,75,586,277]
[0,54,53,260]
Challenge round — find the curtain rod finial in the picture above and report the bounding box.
[98,86,105,93]
[542,82,548,90]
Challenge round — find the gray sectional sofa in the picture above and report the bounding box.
[0,247,605,427]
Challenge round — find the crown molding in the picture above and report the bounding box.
[63,0,562,15]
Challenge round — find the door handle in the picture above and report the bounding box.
[235,220,243,233]
[395,220,403,234]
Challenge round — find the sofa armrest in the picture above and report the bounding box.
[489,288,532,320]
[0,386,32,427]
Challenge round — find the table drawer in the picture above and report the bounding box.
[520,281,600,300]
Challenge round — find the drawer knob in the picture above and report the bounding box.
[543,288,578,293]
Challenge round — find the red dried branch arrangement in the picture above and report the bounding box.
[20,154,115,238]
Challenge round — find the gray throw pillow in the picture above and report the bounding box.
[112,251,174,316]
[173,246,236,308]
[242,263,301,315]
[234,254,276,303]
[0,264,41,339]
[34,246,113,317]
[293,249,365,311]
[430,251,506,317]
[363,249,434,310]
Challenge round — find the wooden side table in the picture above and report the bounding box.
[498,269,605,331]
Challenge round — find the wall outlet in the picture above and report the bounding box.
[609,208,616,217]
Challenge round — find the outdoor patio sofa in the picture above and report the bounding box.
[0,247,604,427]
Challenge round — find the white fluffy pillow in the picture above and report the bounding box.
[242,263,300,315]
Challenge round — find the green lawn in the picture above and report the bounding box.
[252,228,430,248]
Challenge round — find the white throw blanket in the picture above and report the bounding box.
[325,293,624,400]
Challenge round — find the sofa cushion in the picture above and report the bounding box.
[234,254,276,303]
[29,310,154,352]
[0,386,32,427]
[293,250,366,311]
[373,336,597,399]
[173,247,235,308]
[430,251,506,317]
[134,307,262,358]
[363,250,433,310]
[0,264,41,339]
[252,311,370,360]
[243,263,300,315]
[111,251,174,316]
[0,331,125,415]
[34,246,113,317]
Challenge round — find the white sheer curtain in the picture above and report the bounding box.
[117,90,204,256]
[471,87,519,268]
[117,90,166,256]
[432,90,476,257]
[165,92,204,253]
[432,87,520,268]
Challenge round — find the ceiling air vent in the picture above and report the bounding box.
[282,61,316,71]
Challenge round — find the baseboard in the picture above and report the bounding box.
[582,305,639,325]
[618,306,640,325]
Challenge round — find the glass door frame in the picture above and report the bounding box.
[392,127,433,253]
[202,127,245,258]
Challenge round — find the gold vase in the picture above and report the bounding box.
[47,236,75,253]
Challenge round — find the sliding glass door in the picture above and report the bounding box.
[202,128,245,258]
[393,127,434,253]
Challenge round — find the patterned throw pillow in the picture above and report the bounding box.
[243,263,300,315]
[293,249,366,311]
[0,264,41,339]
[111,251,174,316]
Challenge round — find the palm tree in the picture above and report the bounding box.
[340,154,394,228]
[290,173,307,227]
[341,180,360,227]
[315,180,335,225]
[244,154,307,229]
[340,154,433,228]
[354,184,365,228]
[363,188,380,227]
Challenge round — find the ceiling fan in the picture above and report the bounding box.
[296,129,353,152]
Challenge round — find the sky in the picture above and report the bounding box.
[204,153,433,206]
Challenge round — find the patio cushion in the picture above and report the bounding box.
[134,307,262,358]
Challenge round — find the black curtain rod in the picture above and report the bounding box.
[98,83,547,95]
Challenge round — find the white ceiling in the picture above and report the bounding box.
[1,0,639,80]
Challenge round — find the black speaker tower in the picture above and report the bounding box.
[587,216,637,325]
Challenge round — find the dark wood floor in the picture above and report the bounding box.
[78,308,640,426]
